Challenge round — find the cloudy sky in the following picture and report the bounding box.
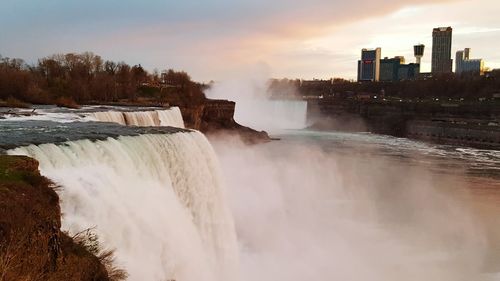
[1,0,499,81]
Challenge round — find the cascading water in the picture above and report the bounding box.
[89,107,185,128]
[0,106,185,128]
[8,131,238,281]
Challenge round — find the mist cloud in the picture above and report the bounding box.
[210,134,488,281]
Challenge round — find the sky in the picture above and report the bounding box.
[1,0,499,81]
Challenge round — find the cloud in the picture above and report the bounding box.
[2,0,498,80]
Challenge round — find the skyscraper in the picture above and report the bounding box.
[357,48,381,82]
[431,27,453,74]
[455,48,469,74]
[456,48,484,75]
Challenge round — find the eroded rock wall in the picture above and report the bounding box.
[180,99,270,144]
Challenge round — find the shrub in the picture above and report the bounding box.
[54,96,80,109]
[72,228,127,281]
[0,97,30,108]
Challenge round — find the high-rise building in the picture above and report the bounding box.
[413,44,425,65]
[431,27,453,74]
[380,56,404,82]
[357,48,381,82]
[456,48,484,75]
[455,48,469,74]
[380,56,419,82]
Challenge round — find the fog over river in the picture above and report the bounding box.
[212,129,500,281]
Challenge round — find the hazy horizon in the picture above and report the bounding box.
[1,0,499,82]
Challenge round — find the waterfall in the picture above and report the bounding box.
[8,131,238,281]
[89,107,185,128]
[0,107,185,129]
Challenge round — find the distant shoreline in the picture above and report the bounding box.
[307,99,500,150]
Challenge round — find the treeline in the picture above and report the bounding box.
[0,52,205,107]
[270,72,500,100]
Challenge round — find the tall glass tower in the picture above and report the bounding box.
[431,27,453,74]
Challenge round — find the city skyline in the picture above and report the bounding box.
[1,0,499,81]
[356,25,488,82]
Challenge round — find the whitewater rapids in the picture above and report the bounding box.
[8,131,237,281]
[0,106,185,129]
[89,107,185,128]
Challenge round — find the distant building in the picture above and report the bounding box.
[357,48,381,82]
[419,72,433,80]
[398,63,420,81]
[456,48,484,75]
[455,48,470,73]
[379,56,419,82]
[380,57,404,82]
[431,27,453,74]
[356,92,378,101]
[160,71,169,84]
[414,44,425,65]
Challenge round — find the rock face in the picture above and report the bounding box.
[308,99,500,149]
[0,155,112,281]
[151,79,270,143]
[179,99,270,144]
[406,120,500,149]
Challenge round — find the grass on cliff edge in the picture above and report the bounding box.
[0,155,128,280]
[0,155,38,185]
